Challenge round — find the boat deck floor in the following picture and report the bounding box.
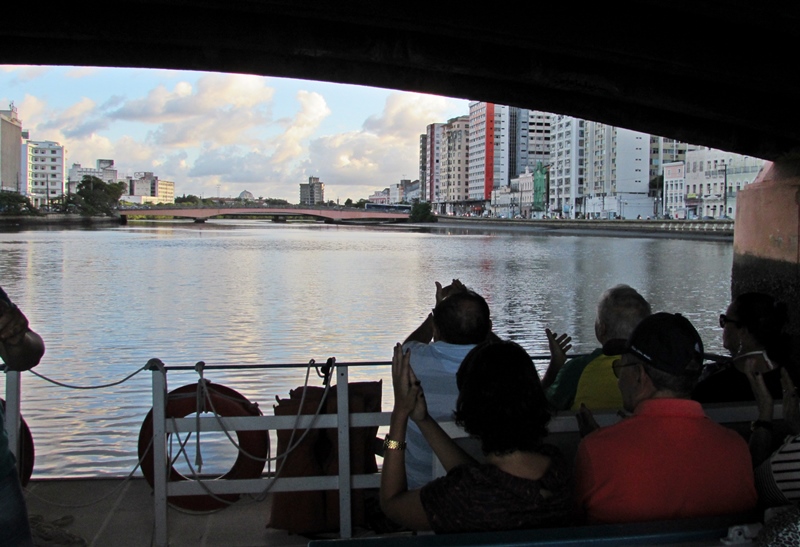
[24,477,382,547]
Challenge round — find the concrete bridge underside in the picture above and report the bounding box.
[5,1,800,357]
[118,208,407,223]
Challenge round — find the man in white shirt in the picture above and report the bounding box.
[401,280,492,488]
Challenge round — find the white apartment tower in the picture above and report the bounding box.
[22,140,65,207]
[549,115,585,218]
[0,104,22,193]
[583,123,651,218]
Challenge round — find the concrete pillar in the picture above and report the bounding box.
[732,158,800,363]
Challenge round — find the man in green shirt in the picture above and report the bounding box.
[542,285,650,411]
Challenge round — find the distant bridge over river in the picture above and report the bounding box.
[117,206,409,223]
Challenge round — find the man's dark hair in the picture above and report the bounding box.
[455,341,551,455]
[432,290,491,345]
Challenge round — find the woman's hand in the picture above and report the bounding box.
[392,343,428,423]
[744,359,774,422]
[435,279,466,304]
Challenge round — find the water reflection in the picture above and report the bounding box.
[0,220,733,477]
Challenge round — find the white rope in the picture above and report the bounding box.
[27,366,147,390]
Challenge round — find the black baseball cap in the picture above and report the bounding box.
[602,312,704,376]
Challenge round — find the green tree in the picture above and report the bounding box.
[68,176,126,216]
[0,191,37,215]
[409,201,437,223]
[344,198,353,207]
[354,198,368,209]
[175,194,202,205]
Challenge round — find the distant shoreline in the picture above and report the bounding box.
[0,213,734,241]
[424,217,734,242]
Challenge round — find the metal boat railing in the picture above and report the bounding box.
[3,357,785,547]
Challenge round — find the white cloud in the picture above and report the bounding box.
[104,74,276,149]
[271,91,330,164]
[0,65,51,82]
[64,67,99,79]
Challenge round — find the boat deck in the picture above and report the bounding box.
[23,477,758,547]
[24,477,383,547]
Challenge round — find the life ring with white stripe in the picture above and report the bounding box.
[138,382,268,512]
[0,398,34,487]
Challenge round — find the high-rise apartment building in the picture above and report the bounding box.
[583,122,651,218]
[441,116,469,215]
[468,102,514,206]
[423,123,445,204]
[299,176,324,205]
[0,104,22,193]
[548,115,585,217]
[418,134,427,200]
[517,110,552,177]
[22,140,65,207]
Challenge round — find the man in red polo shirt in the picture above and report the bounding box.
[574,313,757,524]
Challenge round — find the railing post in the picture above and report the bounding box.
[4,370,21,461]
[148,359,169,547]
[336,362,352,538]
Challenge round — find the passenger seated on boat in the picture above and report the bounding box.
[746,365,800,508]
[380,341,571,533]
[0,286,45,547]
[574,313,757,524]
[401,279,493,489]
[692,292,791,404]
[542,284,651,411]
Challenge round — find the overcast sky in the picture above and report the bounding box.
[1,65,469,202]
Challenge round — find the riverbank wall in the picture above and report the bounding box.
[429,217,733,241]
[0,214,119,227]
[0,213,734,241]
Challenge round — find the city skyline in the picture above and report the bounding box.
[0,65,469,202]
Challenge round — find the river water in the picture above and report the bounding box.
[0,220,733,477]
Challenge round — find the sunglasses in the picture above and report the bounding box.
[719,314,743,328]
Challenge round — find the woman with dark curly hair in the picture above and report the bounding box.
[380,340,571,533]
[693,292,792,403]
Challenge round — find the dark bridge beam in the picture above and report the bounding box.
[2,1,799,160]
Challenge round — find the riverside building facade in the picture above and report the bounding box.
[22,140,65,208]
[0,104,22,193]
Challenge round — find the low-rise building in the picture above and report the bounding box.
[67,160,118,194]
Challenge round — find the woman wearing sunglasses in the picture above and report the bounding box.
[692,292,790,403]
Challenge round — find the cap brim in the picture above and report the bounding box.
[602,338,628,356]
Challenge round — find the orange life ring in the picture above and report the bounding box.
[0,398,34,487]
[138,382,268,511]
